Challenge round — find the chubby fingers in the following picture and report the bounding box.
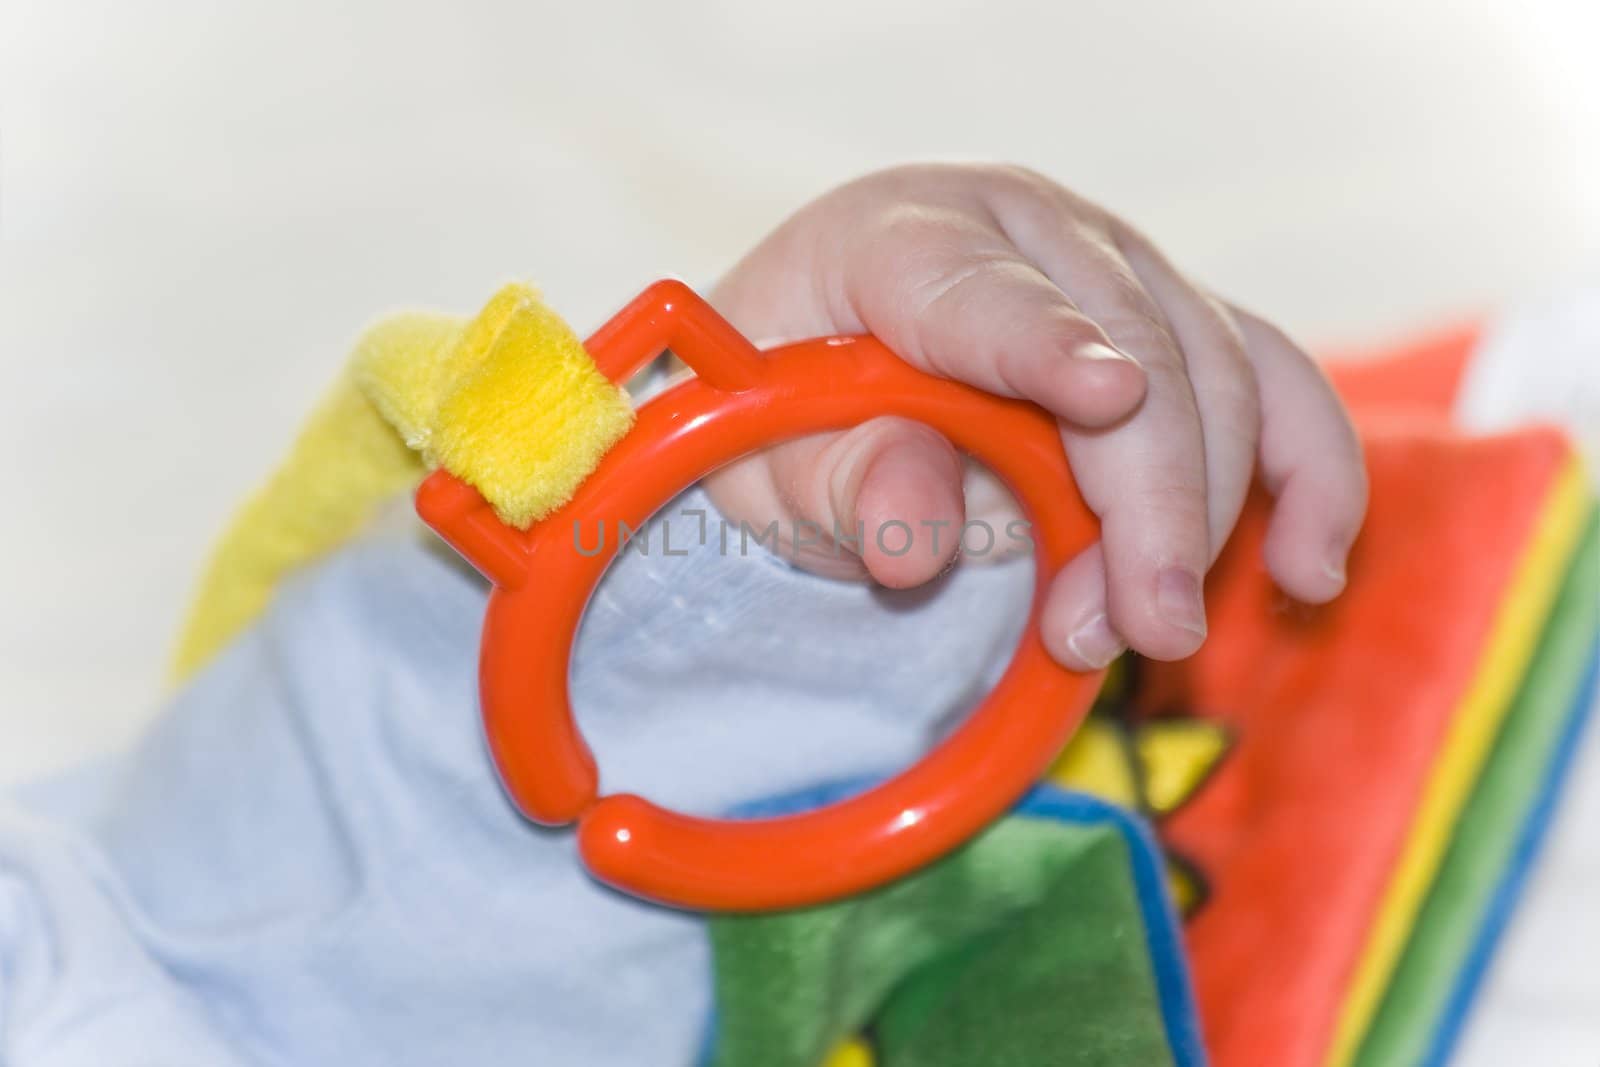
[704,164,1365,677]
[1042,287,1366,670]
[831,202,1148,429]
[987,182,1235,666]
[704,416,967,587]
[1228,305,1368,601]
[709,187,1152,589]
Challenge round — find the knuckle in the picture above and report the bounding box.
[1143,478,1209,516]
[1251,312,1316,368]
[908,252,1022,321]
[1106,214,1154,255]
[1038,305,1107,347]
[1099,261,1150,306]
[1135,353,1195,399]
[1130,482,1212,553]
[871,202,967,249]
[1216,355,1262,427]
[1101,307,1183,365]
[984,162,1055,196]
[1206,296,1251,361]
[981,163,1105,239]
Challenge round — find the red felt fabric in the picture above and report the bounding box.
[1132,324,1576,1065]
[1324,321,1481,418]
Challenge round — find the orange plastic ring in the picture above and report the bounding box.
[417,280,1103,911]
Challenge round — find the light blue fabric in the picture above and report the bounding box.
[0,490,1033,1066]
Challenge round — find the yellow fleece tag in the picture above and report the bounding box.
[170,283,633,680]
[357,283,635,529]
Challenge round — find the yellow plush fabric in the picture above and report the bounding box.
[167,363,430,679]
[171,283,634,679]
[821,1039,875,1067]
[353,282,636,529]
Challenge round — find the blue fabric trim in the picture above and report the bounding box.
[1421,645,1600,1066]
[1013,784,1206,1067]
[699,778,1206,1067]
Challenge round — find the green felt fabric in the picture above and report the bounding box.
[1354,513,1600,1066]
[708,816,1173,1067]
[873,826,1176,1066]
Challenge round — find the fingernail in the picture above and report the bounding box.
[1066,612,1125,669]
[1075,342,1138,365]
[1323,538,1350,587]
[1156,566,1207,637]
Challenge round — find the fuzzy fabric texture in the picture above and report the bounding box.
[0,484,1040,1067]
[1144,422,1594,1067]
[1354,517,1599,1067]
[171,283,633,677]
[708,818,1172,1067]
[704,786,1199,1067]
[354,282,634,528]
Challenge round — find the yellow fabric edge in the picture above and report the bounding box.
[1325,454,1593,1066]
[821,1037,874,1067]
[170,284,633,681]
[168,372,426,680]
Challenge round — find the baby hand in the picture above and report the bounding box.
[704,163,1366,669]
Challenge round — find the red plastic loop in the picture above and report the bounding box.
[417,280,1103,911]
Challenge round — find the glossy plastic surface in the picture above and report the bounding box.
[417,279,1103,911]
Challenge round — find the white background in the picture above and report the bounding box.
[2,1,1597,1062]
